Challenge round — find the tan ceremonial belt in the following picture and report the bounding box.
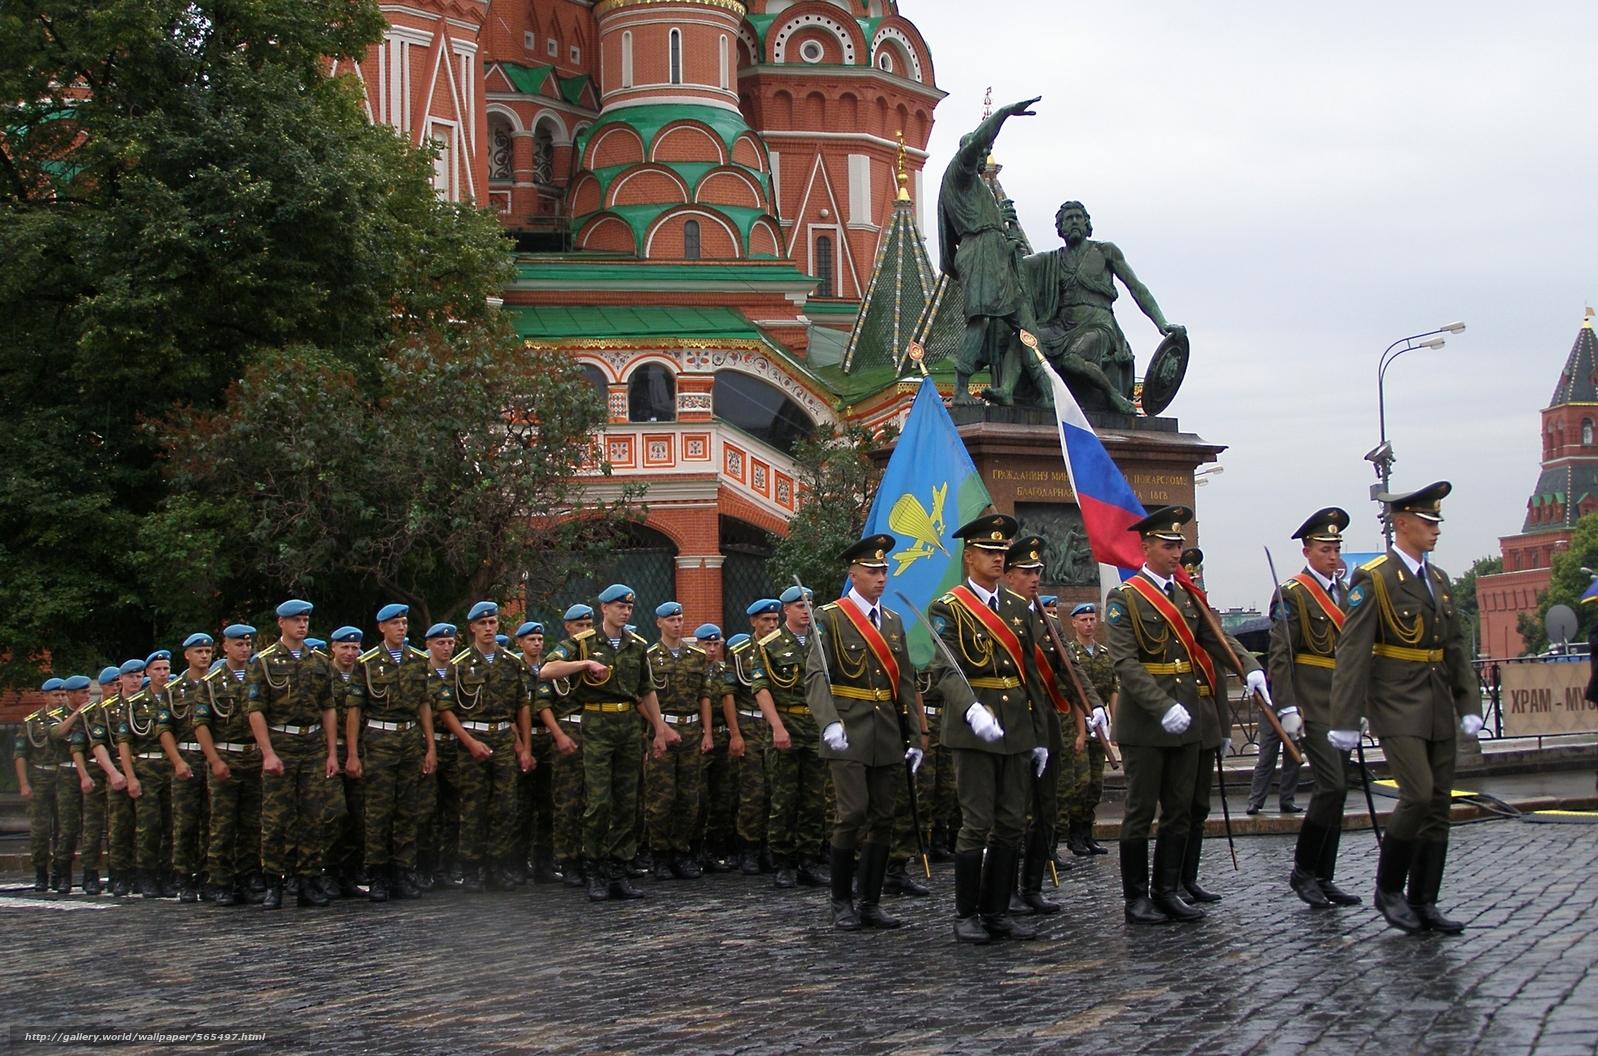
[459,720,512,732]
[1294,653,1337,670]
[834,685,893,702]
[1373,644,1444,663]
[1198,686,1212,698]
[661,713,699,726]
[1142,660,1192,676]
[777,704,811,716]
[366,719,415,733]
[969,676,1021,690]
[268,722,320,736]
[583,701,634,714]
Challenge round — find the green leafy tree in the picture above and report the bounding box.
[769,423,894,596]
[1514,514,1598,654]
[1450,554,1501,656]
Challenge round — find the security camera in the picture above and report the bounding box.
[1363,441,1393,464]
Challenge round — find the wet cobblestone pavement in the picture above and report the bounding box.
[3,821,1595,1055]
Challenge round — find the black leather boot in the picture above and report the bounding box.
[1180,822,1221,904]
[1121,838,1168,924]
[980,845,1039,940]
[211,881,241,906]
[1290,820,1333,907]
[829,845,861,930]
[53,865,71,894]
[82,869,101,896]
[394,866,423,900]
[653,855,676,882]
[856,843,902,929]
[738,840,760,876]
[1409,840,1464,934]
[160,871,179,898]
[298,874,330,907]
[796,855,826,887]
[34,866,49,893]
[773,855,797,889]
[1085,811,1109,854]
[585,859,609,902]
[952,849,991,944]
[675,852,703,880]
[1066,824,1092,857]
[885,858,930,897]
[1316,825,1360,905]
[459,860,484,893]
[1018,829,1062,914]
[1373,836,1424,934]
[533,848,560,884]
[1151,831,1203,922]
[608,858,646,900]
[179,874,199,903]
[368,866,390,902]
[561,859,586,889]
[140,868,163,900]
[261,875,284,910]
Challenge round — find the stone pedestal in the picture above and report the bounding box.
[948,405,1224,608]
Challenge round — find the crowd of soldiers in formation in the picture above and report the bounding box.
[12,586,1119,913]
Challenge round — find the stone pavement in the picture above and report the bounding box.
[3,819,1597,1055]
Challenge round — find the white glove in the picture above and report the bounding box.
[966,702,1005,743]
[1278,707,1303,740]
[1246,669,1271,706]
[1160,703,1191,734]
[905,746,924,774]
[1031,746,1049,777]
[1328,729,1361,751]
[822,722,848,752]
[1089,706,1109,733]
[1460,713,1484,737]
[1360,716,1370,736]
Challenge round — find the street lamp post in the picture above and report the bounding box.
[1368,322,1466,548]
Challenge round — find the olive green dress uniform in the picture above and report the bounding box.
[754,626,828,878]
[440,645,532,883]
[697,656,738,867]
[244,643,338,887]
[1062,637,1115,846]
[195,661,262,899]
[355,642,432,882]
[535,672,588,881]
[643,641,710,870]
[116,685,174,891]
[726,636,771,868]
[1180,628,1249,903]
[18,707,62,887]
[159,669,211,896]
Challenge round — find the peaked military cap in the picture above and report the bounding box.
[746,598,781,618]
[515,621,544,638]
[779,585,813,605]
[425,622,456,640]
[598,584,636,605]
[62,675,91,692]
[304,638,326,650]
[727,633,751,648]
[223,623,255,639]
[655,601,683,619]
[1292,506,1350,542]
[41,677,64,692]
[376,603,409,623]
[1180,547,1204,571]
[1379,481,1450,523]
[954,512,1019,551]
[119,659,146,675]
[467,601,498,622]
[276,599,313,618]
[145,650,172,665]
[330,626,362,644]
[99,666,122,685]
[563,604,594,622]
[839,533,895,568]
[1005,534,1047,569]
[694,623,722,641]
[1129,505,1192,541]
[182,633,214,650]
[1071,602,1097,617]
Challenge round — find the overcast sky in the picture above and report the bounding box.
[907,0,1598,610]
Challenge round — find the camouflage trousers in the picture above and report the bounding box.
[417,732,460,873]
[698,724,737,854]
[644,720,704,854]
[915,701,960,844]
[549,718,586,862]
[260,736,334,877]
[362,726,420,870]
[205,749,262,886]
[320,748,357,879]
[1060,737,1107,829]
[54,766,85,873]
[170,750,209,877]
[81,771,109,873]
[107,777,136,874]
[764,721,825,861]
[526,728,556,860]
[455,725,519,865]
[131,756,174,874]
[581,710,644,863]
[734,720,771,844]
[27,765,59,871]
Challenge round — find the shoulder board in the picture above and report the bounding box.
[449,649,473,666]
[126,690,146,703]
[308,646,328,659]
[201,666,224,684]
[407,645,428,659]
[1280,579,1302,592]
[1360,555,1388,571]
[729,639,753,655]
[937,592,957,604]
[358,646,383,663]
[24,708,41,723]
[758,629,784,647]
[818,601,842,613]
[1001,588,1027,603]
[572,629,596,641]
[626,629,648,646]
[646,641,664,655]
[685,643,706,656]
[256,643,281,659]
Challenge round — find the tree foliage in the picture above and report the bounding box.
[1515,514,1598,654]
[1450,554,1501,656]
[769,423,894,595]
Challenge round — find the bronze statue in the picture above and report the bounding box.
[1023,201,1185,415]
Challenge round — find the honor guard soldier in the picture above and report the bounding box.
[535,605,593,888]
[436,601,535,892]
[727,601,782,873]
[643,602,714,880]
[82,667,130,895]
[1063,603,1115,857]
[1240,538,1303,817]
[514,621,559,884]
[416,622,460,889]
[246,599,341,909]
[755,586,830,890]
[160,634,215,903]
[118,651,178,899]
[195,624,262,904]
[692,625,737,872]
[928,513,1051,944]
[1270,508,1361,909]
[1329,483,1481,935]
[541,585,678,901]
[808,535,920,930]
[1106,506,1265,924]
[16,678,67,892]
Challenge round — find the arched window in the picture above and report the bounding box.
[533,124,555,186]
[629,364,676,422]
[488,116,514,180]
[580,363,607,404]
[719,35,729,90]
[621,31,633,88]
[814,235,834,297]
[1583,419,1593,445]
[713,372,816,455]
[683,219,701,260]
[669,29,683,85]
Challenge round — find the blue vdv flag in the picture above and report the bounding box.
[861,377,993,667]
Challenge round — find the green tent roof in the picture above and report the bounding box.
[497,62,554,95]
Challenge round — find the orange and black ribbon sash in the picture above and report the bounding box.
[1031,643,1071,713]
[834,598,900,692]
[1123,575,1220,697]
[947,586,1028,677]
[1291,573,1346,631]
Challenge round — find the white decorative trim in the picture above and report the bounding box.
[870,27,923,83]
[771,12,857,65]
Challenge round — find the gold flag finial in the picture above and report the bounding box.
[1586,305,1595,329]
[895,129,910,202]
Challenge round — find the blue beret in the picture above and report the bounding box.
[1071,602,1097,617]
[495,634,509,647]
[694,623,721,641]
[99,666,122,685]
[563,604,594,622]
[779,585,812,605]
[119,659,146,675]
[61,675,91,692]
[376,603,409,623]
[655,601,683,618]
[330,626,363,644]
[727,633,751,648]
[276,599,313,618]
[41,677,64,692]
[145,650,171,665]
[467,600,497,622]
[425,622,456,640]
[515,621,544,638]
[746,598,780,617]
[1039,595,1058,606]
[182,633,214,649]
[598,584,636,604]
[223,623,256,639]
[304,638,326,650]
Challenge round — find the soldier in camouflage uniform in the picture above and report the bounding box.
[535,605,593,888]
[692,625,736,872]
[195,624,262,904]
[81,667,130,895]
[321,627,363,898]
[117,651,176,899]
[513,621,556,884]
[754,585,828,890]
[15,678,65,891]
[728,600,781,873]
[436,601,535,892]
[415,622,459,889]
[1063,602,1116,856]
[246,599,341,909]
[104,662,148,896]
[541,584,677,902]
[643,602,713,881]
[50,676,98,893]
[159,635,216,903]
[350,605,436,901]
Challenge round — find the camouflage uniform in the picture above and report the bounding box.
[245,643,338,883]
[726,638,770,863]
[322,668,359,885]
[523,690,557,878]
[116,685,173,886]
[160,669,211,889]
[1063,638,1116,837]
[439,645,530,880]
[643,641,709,868]
[17,708,61,883]
[536,674,586,876]
[417,664,460,883]
[83,697,123,886]
[697,658,737,864]
[353,642,430,876]
[195,661,262,894]
[753,627,826,875]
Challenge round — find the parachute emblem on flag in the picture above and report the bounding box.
[888,482,950,575]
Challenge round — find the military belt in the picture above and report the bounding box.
[366,719,415,733]
[213,742,253,754]
[737,708,764,722]
[178,741,203,753]
[833,685,893,702]
[459,720,511,732]
[531,725,551,736]
[433,731,454,742]
[135,751,164,760]
[776,704,811,716]
[1294,653,1337,670]
[922,705,941,719]
[559,713,582,726]
[583,702,634,714]
[268,722,321,736]
[969,676,1022,690]
[1372,644,1445,663]
[1198,686,1212,698]
[57,762,77,770]
[30,763,54,772]
[661,713,699,726]
[1141,661,1192,676]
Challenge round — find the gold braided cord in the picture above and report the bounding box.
[26,717,48,749]
[826,610,869,681]
[758,636,801,690]
[1367,570,1424,647]
[1291,588,1338,656]
[127,697,153,738]
[947,604,996,671]
[1125,593,1171,653]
